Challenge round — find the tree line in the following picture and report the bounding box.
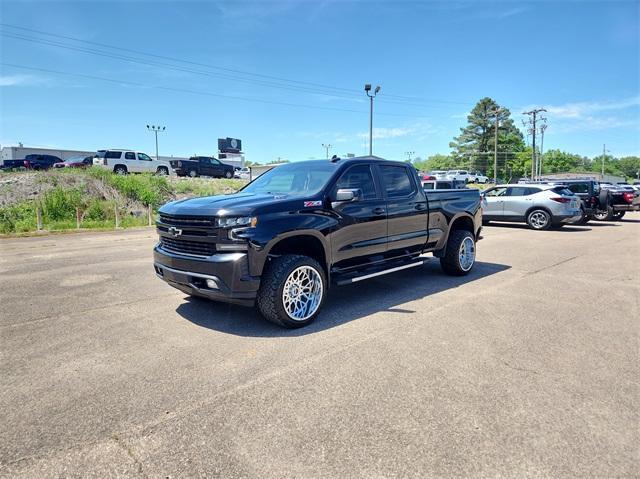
[411,97,640,181]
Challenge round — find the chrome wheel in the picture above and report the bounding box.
[529,211,549,229]
[458,236,475,272]
[282,265,323,321]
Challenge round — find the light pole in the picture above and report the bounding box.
[364,84,380,156]
[405,151,415,163]
[146,125,166,161]
[322,143,332,160]
[601,144,610,177]
[492,108,503,184]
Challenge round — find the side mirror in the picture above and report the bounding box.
[335,188,360,202]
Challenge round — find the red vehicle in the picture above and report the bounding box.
[53,156,93,169]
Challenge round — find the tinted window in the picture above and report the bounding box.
[525,187,541,195]
[380,165,414,198]
[423,183,434,190]
[125,152,135,160]
[567,183,588,194]
[335,165,377,199]
[551,186,574,196]
[508,187,529,196]
[105,151,122,159]
[137,153,152,161]
[211,158,221,165]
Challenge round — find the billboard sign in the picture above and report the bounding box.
[218,137,242,153]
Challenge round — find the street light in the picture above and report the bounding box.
[146,125,166,161]
[322,143,332,160]
[405,151,415,162]
[365,84,381,156]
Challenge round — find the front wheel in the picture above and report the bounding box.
[224,170,233,179]
[156,166,169,176]
[527,209,551,230]
[188,169,198,178]
[613,211,626,220]
[256,255,326,328]
[440,229,476,276]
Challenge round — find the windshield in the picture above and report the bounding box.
[241,162,336,196]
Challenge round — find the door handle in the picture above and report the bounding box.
[415,203,426,210]
[372,207,386,215]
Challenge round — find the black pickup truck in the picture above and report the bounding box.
[154,156,482,328]
[170,156,235,178]
[1,154,63,170]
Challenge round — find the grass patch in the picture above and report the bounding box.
[171,177,245,197]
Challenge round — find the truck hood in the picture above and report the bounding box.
[159,192,307,217]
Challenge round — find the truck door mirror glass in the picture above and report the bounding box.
[335,188,360,202]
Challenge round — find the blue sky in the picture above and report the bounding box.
[1,0,638,163]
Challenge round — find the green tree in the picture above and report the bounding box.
[540,149,584,173]
[588,154,624,176]
[449,97,525,174]
[617,156,640,179]
[413,154,457,172]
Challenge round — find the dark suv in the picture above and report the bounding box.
[537,179,605,224]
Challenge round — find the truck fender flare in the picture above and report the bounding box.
[254,229,331,278]
[435,212,477,256]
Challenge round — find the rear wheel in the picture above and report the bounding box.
[224,170,233,179]
[527,209,551,230]
[256,255,326,328]
[114,165,127,175]
[613,211,626,220]
[440,229,476,276]
[593,207,614,221]
[576,208,590,225]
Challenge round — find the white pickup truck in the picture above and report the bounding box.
[93,149,174,175]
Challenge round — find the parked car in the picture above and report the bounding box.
[170,156,235,178]
[1,154,63,170]
[533,179,603,225]
[596,184,640,220]
[234,167,251,180]
[422,179,467,190]
[429,170,449,180]
[481,184,581,230]
[468,170,489,184]
[154,156,482,328]
[92,149,172,175]
[445,169,471,183]
[53,156,93,168]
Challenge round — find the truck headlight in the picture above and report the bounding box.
[216,216,257,228]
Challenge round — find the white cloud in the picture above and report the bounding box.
[0,74,40,87]
[528,96,640,119]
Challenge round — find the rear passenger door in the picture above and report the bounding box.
[330,164,388,271]
[378,164,428,256]
[123,151,137,171]
[503,186,539,218]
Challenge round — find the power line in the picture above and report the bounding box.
[0,62,431,119]
[0,23,473,108]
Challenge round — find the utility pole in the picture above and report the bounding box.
[602,144,606,176]
[522,108,546,179]
[492,107,503,184]
[322,143,332,160]
[405,151,415,163]
[538,123,547,177]
[146,125,166,161]
[364,84,381,156]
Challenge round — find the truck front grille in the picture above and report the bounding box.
[160,237,216,257]
[159,214,215,228]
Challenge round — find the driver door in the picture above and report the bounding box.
[482,186,508,219]
[330,164,388,272]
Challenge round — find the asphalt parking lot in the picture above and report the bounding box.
[1,216,638,478]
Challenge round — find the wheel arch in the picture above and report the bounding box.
[260,230,330,280]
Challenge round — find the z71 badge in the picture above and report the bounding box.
[304,200,323,207]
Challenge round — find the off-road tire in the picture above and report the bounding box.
[256,254,327,328]
[527,209,551,230]
[593,207,614,221]
[440,229,476,276]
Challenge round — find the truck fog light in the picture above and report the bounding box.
[206,279,219,289]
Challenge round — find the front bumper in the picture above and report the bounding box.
[153,245,260,306]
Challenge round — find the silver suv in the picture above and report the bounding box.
[481,184,581,230]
